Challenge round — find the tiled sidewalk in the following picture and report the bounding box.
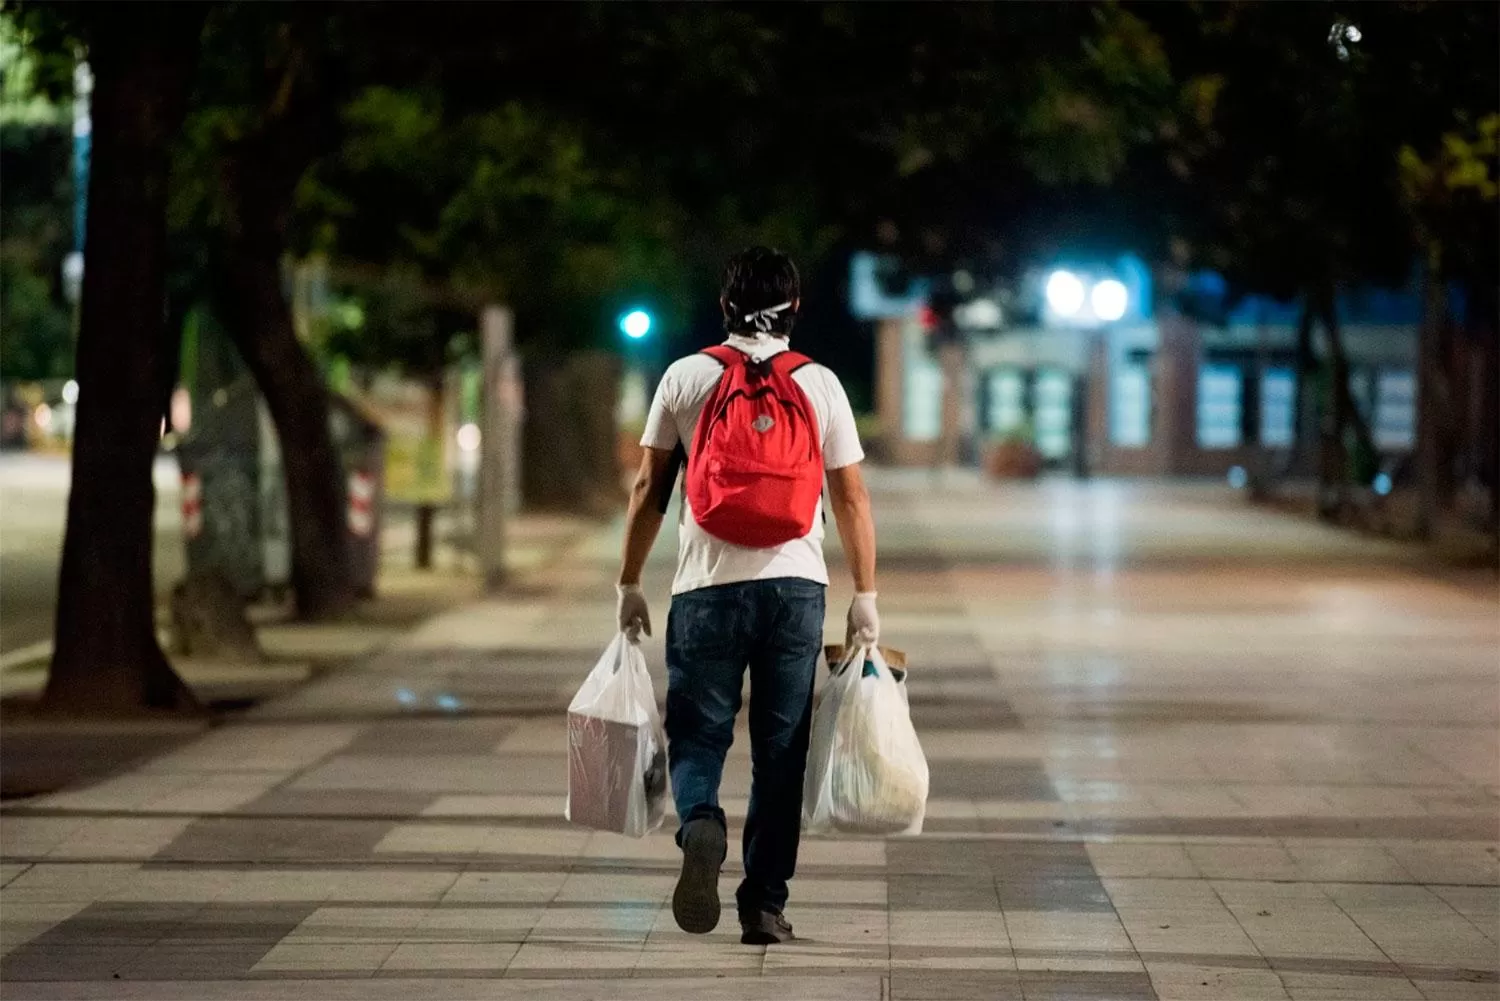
[1,477,1496,1000]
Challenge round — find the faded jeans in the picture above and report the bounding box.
[665,577,825,915]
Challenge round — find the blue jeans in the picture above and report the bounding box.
[665,577,825,915]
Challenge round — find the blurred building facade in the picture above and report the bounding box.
[856,253,1422,479]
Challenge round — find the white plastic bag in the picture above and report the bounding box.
[804,643,928,836]
[565,633,668,838]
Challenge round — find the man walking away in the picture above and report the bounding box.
[615,246,879,944]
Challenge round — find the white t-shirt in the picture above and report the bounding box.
[641,333,865,595]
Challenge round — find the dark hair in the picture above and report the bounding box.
[720,246,801,336]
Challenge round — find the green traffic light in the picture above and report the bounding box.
[620,309,652,339]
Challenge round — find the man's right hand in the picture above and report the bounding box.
[617,583,652,641]
[846,591,880,648]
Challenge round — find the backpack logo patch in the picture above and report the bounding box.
[752,415,776,433]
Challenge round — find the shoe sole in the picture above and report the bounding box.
[740,928,794,946]
[672,823,725,934]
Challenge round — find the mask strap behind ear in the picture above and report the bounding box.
[742,301,793,333]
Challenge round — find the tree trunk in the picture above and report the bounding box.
[1278,298,1318,481]
[415,371,447,570]
[43,6,204,714]
[1476,308,1500,558]
[216,38,355,619]
[218,228,355,619]
[1323,314,1375,464]
[1313,285,1375,522]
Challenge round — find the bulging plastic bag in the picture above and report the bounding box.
[565,633,668,838]
[803,643,928,836]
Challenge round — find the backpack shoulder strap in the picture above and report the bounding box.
[769,350,815,377]
[700,345,743,368]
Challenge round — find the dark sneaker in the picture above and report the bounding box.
[739,908,796,945]
[672,819,726,934]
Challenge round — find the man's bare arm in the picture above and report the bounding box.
[826,463,876,593]
[618,447,677,586]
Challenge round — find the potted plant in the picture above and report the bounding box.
[983,421,1042,479]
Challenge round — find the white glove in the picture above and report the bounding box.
[617,583,652,641]
[846,591,880,648]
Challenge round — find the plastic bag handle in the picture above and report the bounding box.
[830,644,862,678]
[834,643,904,686]
[611,631,641,674]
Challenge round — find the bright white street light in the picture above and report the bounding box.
[1090,279,1128,322]
[456,422,481,453]
[1045,270,1085,316]
[62,379,80,405]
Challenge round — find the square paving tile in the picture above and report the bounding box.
[153,818,399,863]
[251,940,398,973]
[889,968,1024,999]
[379,941,520,971]
[1020,969,1157,999]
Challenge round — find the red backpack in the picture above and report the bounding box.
[685,345,824,548]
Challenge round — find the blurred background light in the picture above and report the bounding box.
[456,422,481,453]
[1091,279,1128,322]
[169,388,191,434]
[955,297,1002,330]
[1227,465,1248,490]
[61,380,79,405]
[1045,270,1085,316]
[620,308,652,340]
[1373,472,1393,496]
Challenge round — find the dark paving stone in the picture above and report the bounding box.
[917,816,987,834]
[164,903,317,943]
[152,817,397,863]
[890,874,1002,912]
[26,903,202,947]
[1394,965,1499,984]
[342,718,518,755]
[1020,969,1157,1000]
[892,944,1012,963]
[365,648,605,675]
[927,761,1057,800]
[231,788,436,819]
[119,942,274,980]
[890,969,1024,1000]
[0,944,145,982]
[998,877,1114,914]
[906,666,999,683]
[876,553,955,573]
[891,852,1113,912]
[1064,815,1500,841]
[898,643,994,667]
[502,968,636,980]
[977,819,1084,838]
[908,699,1024,731]
[0,719,206,799]
[888,840,1097,881]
